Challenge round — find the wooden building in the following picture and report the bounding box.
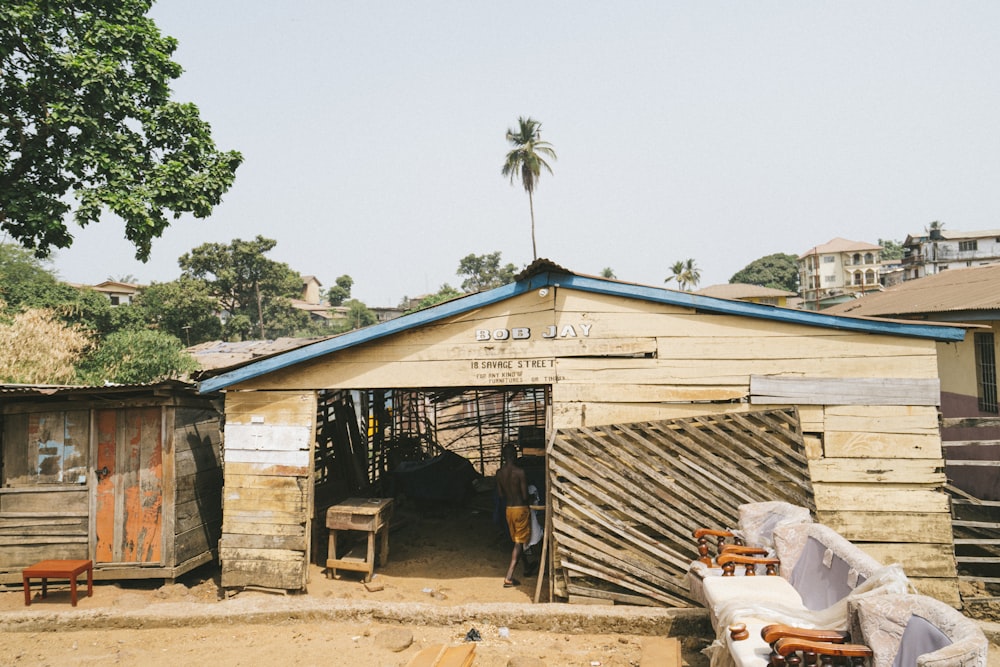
[199,261,967,605]
[829,264,1000,593]
[0,381,223,583]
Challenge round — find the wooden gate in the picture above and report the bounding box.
[548,407,813,606]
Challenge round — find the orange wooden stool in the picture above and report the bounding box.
[23,559,94,607]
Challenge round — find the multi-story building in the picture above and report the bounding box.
[798,237,882,310]
[902,228,1000,280]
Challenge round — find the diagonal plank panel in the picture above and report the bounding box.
[549,407,813,606]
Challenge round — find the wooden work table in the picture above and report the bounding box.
[326,497,393,582]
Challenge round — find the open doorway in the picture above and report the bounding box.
[311,385,550,588]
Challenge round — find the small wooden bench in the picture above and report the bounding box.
[23,559,94,607]
[326,498,393,583]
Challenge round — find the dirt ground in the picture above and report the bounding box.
[0,504,710,666]
[1,503,997,666]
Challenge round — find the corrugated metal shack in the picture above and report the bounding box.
[0,381,223,583]
[198,261,968,605]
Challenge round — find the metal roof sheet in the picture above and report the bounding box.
[695,283,797,299]
[826,263,1000,318]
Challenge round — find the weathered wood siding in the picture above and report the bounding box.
[0,411,89,573]
[173,407,223,567]
[226,287,958,603]
[220,390,316,590]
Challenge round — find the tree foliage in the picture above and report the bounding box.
[76,329,197,384]
[0,305,92,383]
[326,274,353,307]
[406,284,463,313]
[502,117,556,260]
[178,236,307,340]
[333,299,377,332]
[457,252,518,293]
[878,239,903,260]
[0,0,242,259]
[729,253,799,292]
[135,277,222,345]
[665,258,701,292]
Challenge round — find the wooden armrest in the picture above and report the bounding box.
[716,553,781,576]
[774,637,873,659]
[693,528,735,540]
[761,624,849,645]
[693,528,745,566]
[720,545,768,556]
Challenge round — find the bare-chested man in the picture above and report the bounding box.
[496,443,529,587]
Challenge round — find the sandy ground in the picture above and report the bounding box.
[1,503,997,666]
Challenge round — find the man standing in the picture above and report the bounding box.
[496,443,529,587]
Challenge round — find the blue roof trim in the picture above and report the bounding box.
[557,274,967,342]
[199,270,965,393]
[198,278,539,393]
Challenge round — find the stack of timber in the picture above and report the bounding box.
[549,408,812,606]
[219,391,316,591]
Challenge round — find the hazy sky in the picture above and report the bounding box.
[49,1,1000,306]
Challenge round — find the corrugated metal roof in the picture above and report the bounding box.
[198,263,966,394]
[695,283,797,299]
[0,379,203,399]
[826,263,1000,318]
[187,337,329,371]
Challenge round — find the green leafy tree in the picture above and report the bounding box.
[178,236,308,340]
[502,117,557,260]
[326,275,354,307]
[0,243,128,337]
[0,243,68,309]
[333,299,377,332]
[600,267,616,279]
[135,277,222,345]
[729,253,800,292]
[665,258,701,292]
[457,252,518,293]
[77,329,197,384]
[0,0,242,259]
[878,239,904,261]
[406,284,463,313]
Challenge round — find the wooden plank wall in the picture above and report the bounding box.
[549,409,811,606]
[173,407,224,569]
[220,390,316,591]
[0,412,89,578]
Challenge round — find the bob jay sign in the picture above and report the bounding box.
[475,323,592,341]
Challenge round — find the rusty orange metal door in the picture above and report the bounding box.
[94,408,164,564]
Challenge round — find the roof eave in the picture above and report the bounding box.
[199,270,965,394]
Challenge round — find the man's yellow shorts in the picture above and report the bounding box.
[505,506,530,545]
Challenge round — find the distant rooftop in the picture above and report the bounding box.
[826,263,1000,319]
[694,283,796,300]
[799,237,882,258]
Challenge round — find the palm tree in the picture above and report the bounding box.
[502,117,557,260]
[665,258,701,291]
